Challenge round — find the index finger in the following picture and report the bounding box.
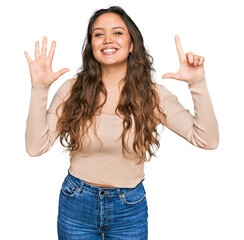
[175,35,186,62]
[47,40,56,63]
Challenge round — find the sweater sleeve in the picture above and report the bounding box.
[25,78,75,156]
[155,72,219,149]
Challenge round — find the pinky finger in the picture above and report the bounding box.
[24,51,32,64]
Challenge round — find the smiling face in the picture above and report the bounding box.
[91,12,133,69]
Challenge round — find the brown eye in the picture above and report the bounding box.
[94,33,103,37]
[114,31,123,35]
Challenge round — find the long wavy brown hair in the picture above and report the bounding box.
[56,6,166,164]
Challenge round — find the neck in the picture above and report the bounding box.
[101,64,127,90]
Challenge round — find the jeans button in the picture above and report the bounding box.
[101,190,104,195]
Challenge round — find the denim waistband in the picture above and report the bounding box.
[66,170,145,196]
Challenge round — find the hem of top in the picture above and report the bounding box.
[67,169,143,189]
[31,81,51,89]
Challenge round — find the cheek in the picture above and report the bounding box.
[118,38,131,50]
[91,41,100,57]
[91,38,100,50]
[91,41,96,51]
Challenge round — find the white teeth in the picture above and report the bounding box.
[103,48,117,53]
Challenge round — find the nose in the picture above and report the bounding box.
[103,33,114,44]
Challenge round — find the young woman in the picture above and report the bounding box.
[24,6,219,240]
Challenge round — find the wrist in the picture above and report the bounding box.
[31,81,51,88]
[187,71,206,86]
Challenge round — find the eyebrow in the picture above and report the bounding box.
[92,26,125,32]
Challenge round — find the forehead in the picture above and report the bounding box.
[92,12,127,30]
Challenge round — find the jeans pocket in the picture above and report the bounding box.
[60,175,81,198]
[121,183,146,205]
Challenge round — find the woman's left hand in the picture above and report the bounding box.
[162,35,205,83]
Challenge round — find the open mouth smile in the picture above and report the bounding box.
[101,48,118,55]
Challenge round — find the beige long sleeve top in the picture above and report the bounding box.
[25,72,219,188]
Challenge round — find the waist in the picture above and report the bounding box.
[68,159,145,188]
[83,180,117,188]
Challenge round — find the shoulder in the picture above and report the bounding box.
[55,77,77,101]
[153,82,175,101]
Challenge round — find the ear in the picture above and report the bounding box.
[129,41,133,53]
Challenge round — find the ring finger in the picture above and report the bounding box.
[193,55,200,67]
[41,36,47,58]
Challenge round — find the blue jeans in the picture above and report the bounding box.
[57,170,148,239]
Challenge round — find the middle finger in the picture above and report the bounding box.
[186,52,194,64]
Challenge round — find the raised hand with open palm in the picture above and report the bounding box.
[162,35,205,83]
[24,36,70,86]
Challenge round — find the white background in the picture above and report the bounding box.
[1,0,243,239]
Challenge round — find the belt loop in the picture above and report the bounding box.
[117,188,122,199]
[78,179,84,193]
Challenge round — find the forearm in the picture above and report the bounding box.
[186,72,219,149]
[159,72,219,149]
[25,82,55,156]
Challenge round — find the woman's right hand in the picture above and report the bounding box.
[24,36,70,86]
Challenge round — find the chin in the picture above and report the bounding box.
[98,58,128,67]
[94,54,128,67]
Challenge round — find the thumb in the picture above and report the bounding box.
[54,68,70,80]
[162,73,175,79]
